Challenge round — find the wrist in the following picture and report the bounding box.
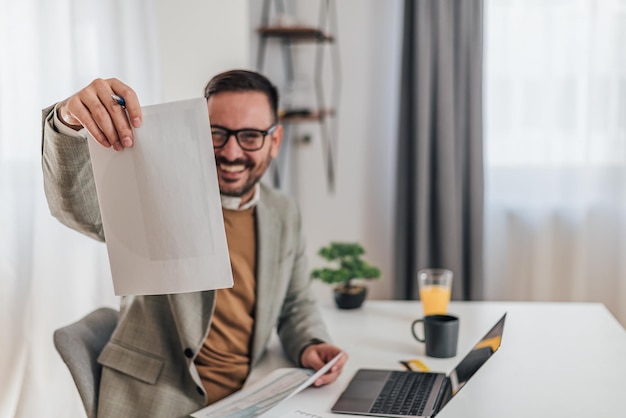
[56,102,83,131]
[298,338,325,367]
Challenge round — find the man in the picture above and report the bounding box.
[42,69,346,418]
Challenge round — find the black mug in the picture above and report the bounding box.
[411,314,459,358]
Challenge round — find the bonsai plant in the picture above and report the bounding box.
[311,242,381,309]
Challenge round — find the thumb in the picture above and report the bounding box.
[302,346,325,370]
[309,354,326,370]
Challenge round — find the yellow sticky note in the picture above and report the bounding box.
[401,359,430,372]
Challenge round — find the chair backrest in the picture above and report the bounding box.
[53,307,119,418]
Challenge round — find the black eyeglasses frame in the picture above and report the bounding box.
[211,124,278,151]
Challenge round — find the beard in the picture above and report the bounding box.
[215,151,273,198]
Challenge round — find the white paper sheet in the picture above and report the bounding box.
[278,410,330,418]
[191,368,313,418]
[191,352,344,418]
[87,98,233,295]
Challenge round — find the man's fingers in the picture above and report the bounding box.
[332,352,348,371]
[105,78,142,148]
[309,355,326,371]
[61,78,142,151]
[308,349,348,387]
[94,89,132,150]
[80,90,125,150]
[109,78,142,129]
[314,369,341,386]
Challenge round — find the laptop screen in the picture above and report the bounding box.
[448,313,507,397]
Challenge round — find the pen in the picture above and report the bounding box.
[111,94,126,109]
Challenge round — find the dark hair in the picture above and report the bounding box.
[204,69,279,121]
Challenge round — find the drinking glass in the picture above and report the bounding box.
[418,268,453,316]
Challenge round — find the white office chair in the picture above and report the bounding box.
[53,307,119,418]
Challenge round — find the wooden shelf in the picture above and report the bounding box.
[257,26,334,42]
[279,108,335,123]
[256,0,339,192]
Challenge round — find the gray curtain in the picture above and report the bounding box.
[394,0,484,301]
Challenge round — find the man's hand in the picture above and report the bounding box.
[300,343,348,387]
[56,78,143,151]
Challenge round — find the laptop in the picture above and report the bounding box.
[331,313,507,418]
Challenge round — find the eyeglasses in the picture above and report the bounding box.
[211,124,277,151]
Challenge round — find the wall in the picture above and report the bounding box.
[157,0,403,304]
[157,0,250,102]
[249,0,404,304]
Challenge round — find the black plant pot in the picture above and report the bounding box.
[334,285,367,309]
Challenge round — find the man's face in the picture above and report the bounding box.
[208,91,283,203]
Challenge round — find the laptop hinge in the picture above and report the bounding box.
[432,377,453,416]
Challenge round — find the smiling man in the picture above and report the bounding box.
[41,69,346,418]
[206,74,281,202]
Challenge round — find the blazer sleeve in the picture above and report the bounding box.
[275,200,332,364]
[41,104,105,242]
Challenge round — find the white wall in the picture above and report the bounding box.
[315,0,402,303]
[157,0,251,102]
[157,0,403,304]
[248,1,404,303]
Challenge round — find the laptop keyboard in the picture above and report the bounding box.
[370,371,437,416]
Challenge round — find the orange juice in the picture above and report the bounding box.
[419,285,451,315]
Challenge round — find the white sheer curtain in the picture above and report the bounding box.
[0,1,160,417]
[484,0,626,326]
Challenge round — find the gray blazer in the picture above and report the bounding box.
[42,106,331,418]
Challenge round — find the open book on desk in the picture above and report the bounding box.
[191,352,343,418]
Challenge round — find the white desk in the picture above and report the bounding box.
[250,301,626,417]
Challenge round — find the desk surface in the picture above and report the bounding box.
[251,301,626,417]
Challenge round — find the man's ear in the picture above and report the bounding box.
[270,124,284,158]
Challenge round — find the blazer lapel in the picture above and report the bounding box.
[251,195,281,365]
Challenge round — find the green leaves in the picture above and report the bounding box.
[318,242,365,260]
[311,242,381,287]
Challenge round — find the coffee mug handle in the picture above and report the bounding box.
[411,319,425,342]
